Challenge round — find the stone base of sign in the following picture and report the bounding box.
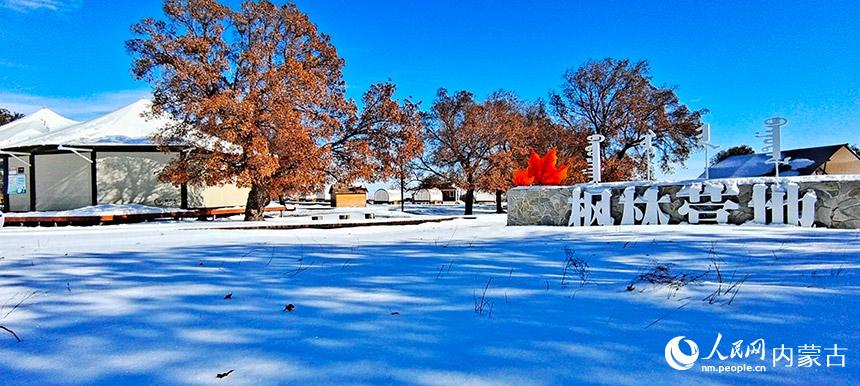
[507,175,860,229]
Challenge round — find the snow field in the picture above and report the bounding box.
[0,213,857,385]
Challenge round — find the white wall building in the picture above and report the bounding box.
[1,100,249,212]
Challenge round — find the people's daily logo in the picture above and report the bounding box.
[665,336,700,370]
[664,333,846,373]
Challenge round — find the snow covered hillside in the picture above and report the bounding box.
[0,213,858,385]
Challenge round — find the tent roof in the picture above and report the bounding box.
[7,99,173,148]
[0,108,78,148]
[703,143,850,178]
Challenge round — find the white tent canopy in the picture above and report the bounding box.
[4,99,243,154]
[373,189,402,203]
[0,108,78,148]
[10,99,173,148]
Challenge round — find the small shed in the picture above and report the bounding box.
[330,184,367,207]
[413,188,443,204]
[373,189,402,204]
[440,186,461,202]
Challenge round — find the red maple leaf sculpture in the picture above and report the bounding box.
[512,168,535,186]
[512,148,569,186]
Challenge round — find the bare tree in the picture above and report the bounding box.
[550,58,707,181]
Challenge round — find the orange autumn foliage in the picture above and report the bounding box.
[512,148,570,186]
[128,0,423,221]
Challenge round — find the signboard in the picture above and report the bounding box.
[7,172,26,195]
[507,176,860,228]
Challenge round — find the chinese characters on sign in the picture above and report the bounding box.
[569,181,818,227]
[620,186,670,225]
[676,182,739,224]
[750,182,817,227]
[568,187,613,226]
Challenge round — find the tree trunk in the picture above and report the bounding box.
[464,188,474,215]
[400,175,406,212]
[495,189,504,213]
[244,183,270,221]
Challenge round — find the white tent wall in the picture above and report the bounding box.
[97,150,249,209]
[413,188,443,203]
[97,151,182,207]
[3,149,250,212]
[298,192,329,202]
[373,189,402,203]
[6,157,31,212]
[34,153,92,211]
[473,191,497,203]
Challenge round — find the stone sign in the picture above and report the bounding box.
[507,176,860,229]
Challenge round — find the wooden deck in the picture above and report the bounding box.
[2,205,294,227]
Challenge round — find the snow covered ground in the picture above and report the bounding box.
[0,208,858,385]
[205,203,496,226]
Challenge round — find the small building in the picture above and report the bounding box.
[1,99,249,212]
[434,186,496,203]
[438,186,460,202]
[373,188,402,204]
[413,188,443,204]
[329,184,367,207]
[704,144,860,179]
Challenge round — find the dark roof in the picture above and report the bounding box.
[329,184,367,194]
[702,143,851,178]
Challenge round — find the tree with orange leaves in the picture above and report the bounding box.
[422,89,513,215]
[424,90,575,214]
[128,0,422,220]
[364,86,424,212]
[472,91,531,213]
[473,94,567,212]
[550,58,706,181]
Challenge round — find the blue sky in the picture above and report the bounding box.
[1,0,859,179]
